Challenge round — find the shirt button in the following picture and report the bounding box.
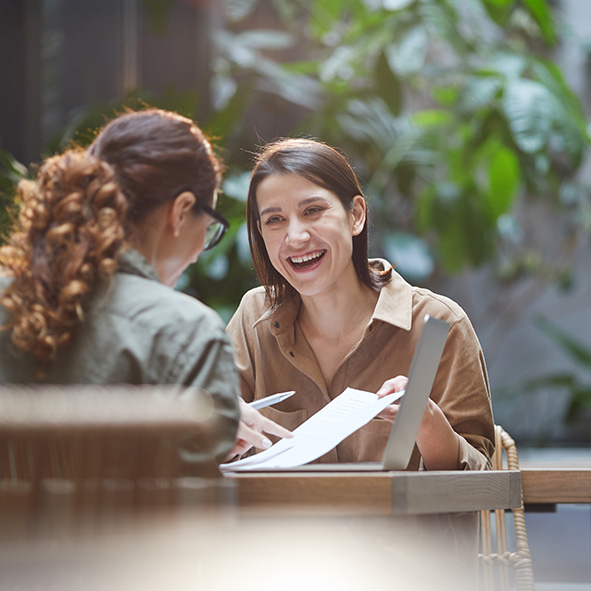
[274,322,280,328]
[289,351,295,358]
[369,325,373,332]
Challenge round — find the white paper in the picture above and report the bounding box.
[220,387,403,472]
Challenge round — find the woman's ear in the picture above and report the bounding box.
[170,191,196,237]
[351,195,366,236]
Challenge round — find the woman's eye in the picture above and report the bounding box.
[304,206,323,216]
[263,215,283,225]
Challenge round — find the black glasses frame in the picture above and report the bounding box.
[196,202,230,250]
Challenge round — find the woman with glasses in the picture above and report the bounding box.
[0,108,289,461]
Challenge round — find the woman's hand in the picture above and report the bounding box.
[375,375,408,422]
[226,398,293,460]
[375,375,460,470]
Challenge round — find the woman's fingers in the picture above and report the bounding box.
[376,375,408,397]
[255,414,293,439]
[229,398,293,458]
[236,421,272,450]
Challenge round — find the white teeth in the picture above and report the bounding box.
[290,251,323,264]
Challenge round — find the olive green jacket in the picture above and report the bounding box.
[0,249,240,461]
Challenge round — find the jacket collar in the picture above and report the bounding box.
[117,248,162,284]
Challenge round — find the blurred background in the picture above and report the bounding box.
[1,0,590,449]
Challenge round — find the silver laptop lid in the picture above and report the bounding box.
[381,314,449,470]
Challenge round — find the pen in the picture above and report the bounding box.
[249,391,296,410]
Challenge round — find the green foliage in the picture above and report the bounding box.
[213,0,589,281]
[1,0,588,294]
[521,318,591,427]
[0,145,27,240]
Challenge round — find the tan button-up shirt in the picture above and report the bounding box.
[227,260,495,470]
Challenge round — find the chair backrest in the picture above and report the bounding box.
[479,425,535,591]
[0,384,231,535]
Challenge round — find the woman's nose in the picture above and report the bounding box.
[285,219,310,245]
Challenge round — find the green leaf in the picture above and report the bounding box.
[207,78,254,138]
[386,26,429,76]
[415,184,436,233]
[535,317,591,368]
[490,53,527,79]
[502,79,553,153]
[460,196,495,265]
[487,146,520,219]
[381,0,415,10]
[460,76,503,112]
[375,51,403,115]
[411,109,453,127]
[522,0,556,44]
[0,147,28,182]
[432,86,459,106]
[310,0,346,38]
[438,213,469,273]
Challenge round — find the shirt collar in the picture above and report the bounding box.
[252,258,413,334]
[369,259,413,331]
[117,248,162,283]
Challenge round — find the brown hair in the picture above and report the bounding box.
[0,109,222,360]
[246,138,391,306]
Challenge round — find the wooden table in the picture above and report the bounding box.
[225,469,522,591]
[226,469,522,515]
[520,454,591,506]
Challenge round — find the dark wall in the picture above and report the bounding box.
[0,0,212,165]
[0,0,42,164]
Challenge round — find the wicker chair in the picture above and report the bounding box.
[0,384,230,533]
[479,425,535,591]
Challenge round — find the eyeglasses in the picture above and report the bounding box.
[197,203,230,251]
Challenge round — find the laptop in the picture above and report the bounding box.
[252,314,450,472]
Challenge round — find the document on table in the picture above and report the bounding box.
[220,387,403,472]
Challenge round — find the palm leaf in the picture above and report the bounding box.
[536,317,591,368]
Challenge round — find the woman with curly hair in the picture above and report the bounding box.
[0,109,289,460]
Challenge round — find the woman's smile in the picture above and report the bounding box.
[288,249,327,270]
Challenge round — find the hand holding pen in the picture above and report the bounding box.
[226,392,295,460]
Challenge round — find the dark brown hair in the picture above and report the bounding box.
[0,109,222,360]
[246,138,391,306]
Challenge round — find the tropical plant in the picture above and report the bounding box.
[2,0,589,304]
[499,317,591,444]
[212,0,589,283]
[536,317,591,419]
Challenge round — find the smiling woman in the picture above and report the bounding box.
[227,138,496,471]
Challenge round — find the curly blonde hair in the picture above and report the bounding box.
[0,150,127,360]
